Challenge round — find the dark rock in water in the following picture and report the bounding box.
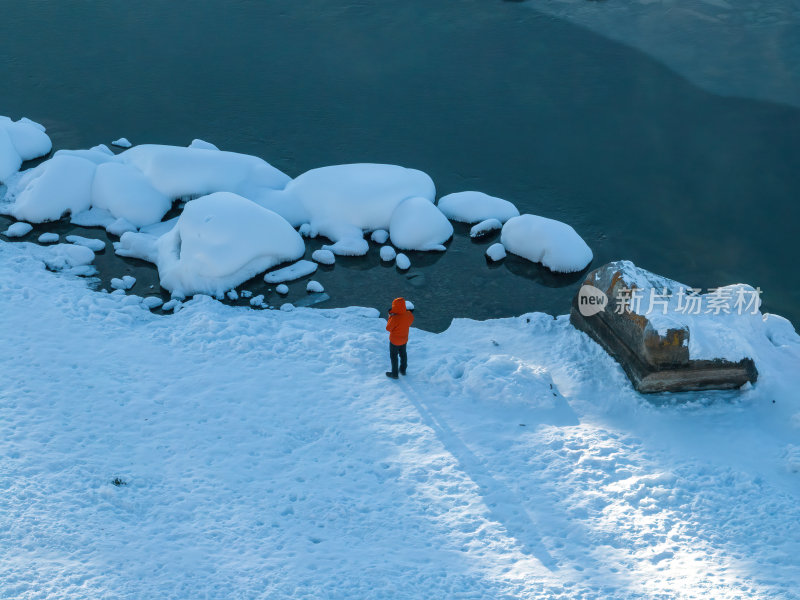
[570,261,758,393]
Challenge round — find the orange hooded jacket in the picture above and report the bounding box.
[386,297,414,346]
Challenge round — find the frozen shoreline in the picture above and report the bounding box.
[2,239,799,598]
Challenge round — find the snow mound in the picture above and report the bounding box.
[437,191,519,224]
[389,196,453,251]
[463,355,560,409]
[396,253,410,270]
[486,242,506,262]
[306,280,324,293]
[275,284,289,295]
[0,116,52,181]
[371,229,389,244]
[7,155,96,222]
[119,144,291,201]
[114,231,159,263]
[470,218,502,238]
[311,249,335,265]
[141,296,163,310]
[285,163,435,246]
[37,232,59,244]
[91,162,172,228]
[264,259,317,284]
[321,237,369,257]
[501,214,593,273]
[380,246,397,262]
[4,222,33,238]
[111,137,132,148]
[106,217,138,237]
[65,235,106,252]
[156,192,305,297]
[40,243,95,273]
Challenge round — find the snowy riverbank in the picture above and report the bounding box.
[2,240,799,599]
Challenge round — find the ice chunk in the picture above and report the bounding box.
[501,214,592,273]
[380,246,397,262]
[389,196,452,251]
[111,137,132,148]
[42,243,95,272]
[280,303,294,312]
[240,290,252,298]
[486,242,507,262]
[437,191,519,224]
[157,192,305,297]
[470,218,502,238]
[226,289,239,300]
[264,259,317,284]
[306,280,325,293]
[91,162,172,228]
[275,284,289,295]
[8,155,96,222]
[371,229,389,244]
[3,222,33,238]
[37,232,59,244]
[405,300,415,311]
[66,235,106,252]
[312,249,335,265]
[396,253,410,270]
[249,294,266,307]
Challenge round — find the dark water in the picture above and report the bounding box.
[1,0,798,329]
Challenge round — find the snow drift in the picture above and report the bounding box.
[501,214,593,273]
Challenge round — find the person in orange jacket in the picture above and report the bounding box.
[385,297,414,379]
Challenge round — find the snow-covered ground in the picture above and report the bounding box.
[2,239,799,599]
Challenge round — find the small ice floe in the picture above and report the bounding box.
[264,259,317,284]
[240,290,252,298]
[312,249,335,265]
[37,232,59,244]
[111,137,132,148]
[276,284,289,295]
[437,191,519,224]
[396,253,410,270]
[3,222,33,238]
[371,229,389,244]
[249,294,266,307]
[379,246,397,262]
[306,280,324,293]
[226,289,239,300]
[280,303,294,312]
[501,214,592,273]
[470,218,502,238]
[110,275,136,290]
[486,242,507,262]
[141,296,164,310]
[66,235,106,252]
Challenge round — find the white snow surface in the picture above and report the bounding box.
[156,192,305,297]
[389,196,453,251]
[501,214,593,273]
[3,221,33,238]
[437,191,520,224]
[0,116,52,182]
[264,259,318,284]
[1,239,800,599]
[111,137,132,148]
[91,162,172,228]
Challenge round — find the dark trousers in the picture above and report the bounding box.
[389,343,407,376]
